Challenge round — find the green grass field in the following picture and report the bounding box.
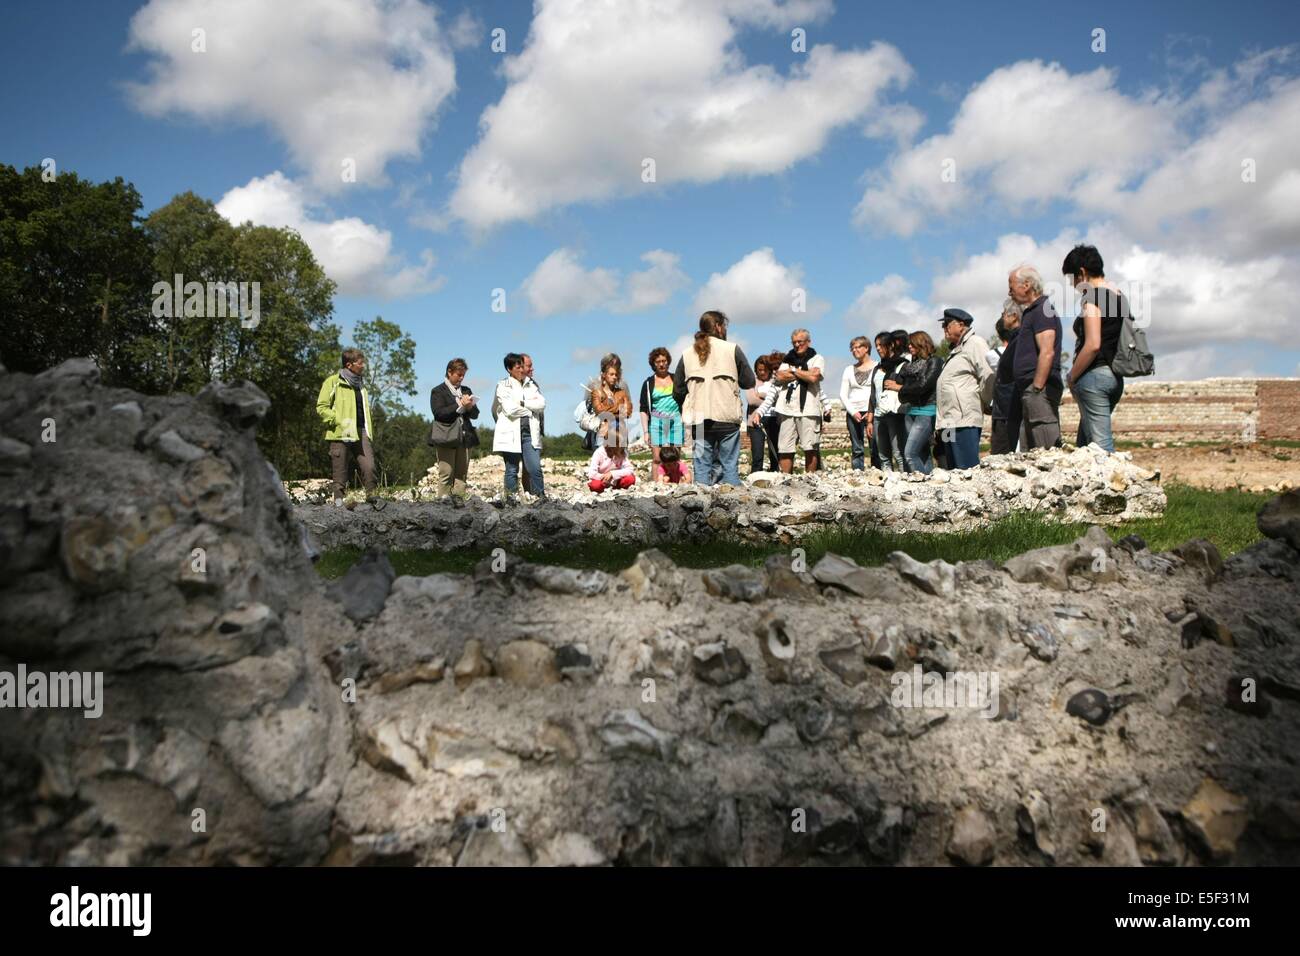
[314,483,1272,580]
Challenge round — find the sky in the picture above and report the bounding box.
[3,0,1300,429]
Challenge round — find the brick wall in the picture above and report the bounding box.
[745,378,1300,449]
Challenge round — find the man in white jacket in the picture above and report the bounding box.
[492,352,546,499]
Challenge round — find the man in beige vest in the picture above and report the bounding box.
[672,311,756,486]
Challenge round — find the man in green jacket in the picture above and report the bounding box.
[317,348,376,507]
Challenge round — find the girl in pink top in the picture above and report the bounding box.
[587,444,636,492]
[653,445,691,484]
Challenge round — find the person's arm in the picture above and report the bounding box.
[498,381,528,420]
[672,358,688,408]
[316,378,337,426]
[522,383,546,412]
[1068,305,1102,386]
[1032,328,1056,391]
[639,378,651,439]
[734,346,756,390]
[793,361,823,384]
[610,457,635,479]
[839,367,853,413]
[586,449,606,480]
[431,386,457,423]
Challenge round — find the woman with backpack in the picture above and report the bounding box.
[1063,244,1129,453]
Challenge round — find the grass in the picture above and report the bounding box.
[314,483,1272,580]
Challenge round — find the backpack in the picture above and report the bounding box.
[1110,314,1154,377]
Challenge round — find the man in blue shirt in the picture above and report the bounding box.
[1007,265,1063,450]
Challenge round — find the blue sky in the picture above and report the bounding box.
[4,0,1299,427]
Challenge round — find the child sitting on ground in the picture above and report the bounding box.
[653,445,691,484]
[587,442,636,492]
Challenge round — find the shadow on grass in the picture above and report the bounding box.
[314,483,1271,580]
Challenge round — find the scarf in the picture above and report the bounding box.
[781,346,818,413]
[340,367,363,390]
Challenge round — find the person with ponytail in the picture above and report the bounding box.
[672,310,756,486]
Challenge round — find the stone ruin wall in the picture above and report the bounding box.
[2,359,1299,868]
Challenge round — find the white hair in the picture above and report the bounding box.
[1010,264,1044,295]
[1001,297,1024,318]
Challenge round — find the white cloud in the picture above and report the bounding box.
[856,60,1174,236]
[126,0,456,192]
[520,248,689,317]
[518,249,621,317]
[449,0,913,229]
[216,172,444,298]
[692,247,829,325]
[844,274,930,331]
[619,251,692,312]
[922,224,1300,361]
[856,49,1300,260]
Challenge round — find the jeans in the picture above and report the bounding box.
[903,413,935,474]
[875,412,907,472]
[846,413,868,470]
[692,425,741,486]
[748,424,779,473]
[1072,365,1124,453]
[943,425,982,469]
[502,420,545,496]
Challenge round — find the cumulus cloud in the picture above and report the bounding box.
[449,0,913,229]
[856,49,1300,258]
[216,172,445,298]
[519,249,620,317]
[920,224,1300,375]
[856,60,1174,236]
[126,0,456,191]
[519,248,689,317]
[692,247,829,326]
[844,274,930,330]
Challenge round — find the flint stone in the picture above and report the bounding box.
[947,806,997,866]
[887,552,955,597]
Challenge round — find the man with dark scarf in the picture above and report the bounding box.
[315,348,378,508]
[771,328,825,474]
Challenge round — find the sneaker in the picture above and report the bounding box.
[366,495,388,511]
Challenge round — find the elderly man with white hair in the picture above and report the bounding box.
[1006,264,1064,450]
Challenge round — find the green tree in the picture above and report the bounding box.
[142,192,239,394]
[0,164,156,386]
[353,316,417,415]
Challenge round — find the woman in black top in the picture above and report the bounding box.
[1062,244,1126,453]
[886,331,944,474]
[428,357,480,496]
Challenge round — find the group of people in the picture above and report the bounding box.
[316,244,1134,503]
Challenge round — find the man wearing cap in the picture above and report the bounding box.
[935,308,994,470]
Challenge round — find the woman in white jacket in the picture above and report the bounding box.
[839,336,875,471]
[492,352,546,498]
